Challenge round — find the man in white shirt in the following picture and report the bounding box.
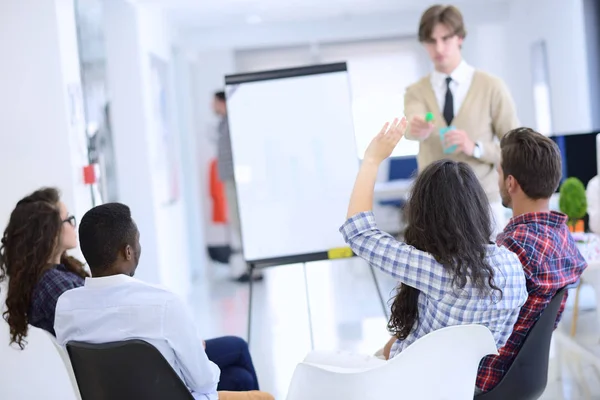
[404,4,519,236]
[54,203,273,400]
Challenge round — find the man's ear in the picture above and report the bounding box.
[507,175,519,194]
[124,244,133,261]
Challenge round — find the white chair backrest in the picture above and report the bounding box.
[0,309,81,399]
[286,324,498,400]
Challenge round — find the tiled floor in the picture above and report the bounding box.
[189,257,600,399]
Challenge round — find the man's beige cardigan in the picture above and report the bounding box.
[404,71,519,203]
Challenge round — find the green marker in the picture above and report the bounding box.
[425,112,434,123]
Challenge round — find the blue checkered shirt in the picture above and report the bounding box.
[29,264,84,336]
[340,212,528,357]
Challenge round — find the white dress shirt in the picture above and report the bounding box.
[430,59,475,118]
[54,275,220,400]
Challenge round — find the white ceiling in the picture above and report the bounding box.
[128,0,507,30]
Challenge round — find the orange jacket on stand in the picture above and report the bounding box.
[209,158,228,224]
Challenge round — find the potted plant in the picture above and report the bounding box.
[559,177,588,233]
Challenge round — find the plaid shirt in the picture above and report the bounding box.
[477,211,587,392]
[340,212,528,357]
[29,264,84,335]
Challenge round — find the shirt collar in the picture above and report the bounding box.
[504,211,568,231]
[56,264,68,271]
[431,59,473,89]
[85,274,133,288]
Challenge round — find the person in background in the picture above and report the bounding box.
[404,4,519,236]
[0,188,88,348]
[476,127,587,393]
[341,118,527,361]
[586,175,600,233]
[207,157,234,265]
[54,203,271,399]
[213,91,262,283]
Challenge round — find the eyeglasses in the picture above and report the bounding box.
[62,215,77,228]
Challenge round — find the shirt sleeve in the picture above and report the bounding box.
[497,229,533,277]
[163,296,220,399]
[340,211,448,299]
[480,78,519,165]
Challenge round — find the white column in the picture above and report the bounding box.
[103,0,161,286]
[172,48,209,280]
[0,0,92,241]
[104,0,193,297]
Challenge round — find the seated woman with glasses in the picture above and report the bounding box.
[0,187,88,348]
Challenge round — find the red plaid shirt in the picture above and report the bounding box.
[476,211,587,392]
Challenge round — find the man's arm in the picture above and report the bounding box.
[404,85,429,141]
[164,296,220,398]
[479,78,519,165]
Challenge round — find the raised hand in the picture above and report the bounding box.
[364,117,407,165]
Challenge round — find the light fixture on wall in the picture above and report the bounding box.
[246,14,262,24]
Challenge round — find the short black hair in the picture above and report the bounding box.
[214,91,226,102]
[79,203,138,273]
[501,127,562,199]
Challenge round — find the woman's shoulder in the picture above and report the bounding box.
[37,264,84,291]
[484,244,524,271]
[484,244,527,291]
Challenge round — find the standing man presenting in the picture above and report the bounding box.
[405,4,519,234]
[213,91,262,282]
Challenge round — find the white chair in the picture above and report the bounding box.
[286,324,498,400]
[0,313,82,399]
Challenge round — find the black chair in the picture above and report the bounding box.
[475,287,568,400]
[67,339,194,400]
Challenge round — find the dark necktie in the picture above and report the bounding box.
[443,76,454,126]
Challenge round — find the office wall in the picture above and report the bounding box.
[104,0,191,297]
[137,2,193,294]
[173,48,209,280]
[0,0,92,260]
[504,0,592,134]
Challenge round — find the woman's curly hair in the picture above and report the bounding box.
[0,188,87,348]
